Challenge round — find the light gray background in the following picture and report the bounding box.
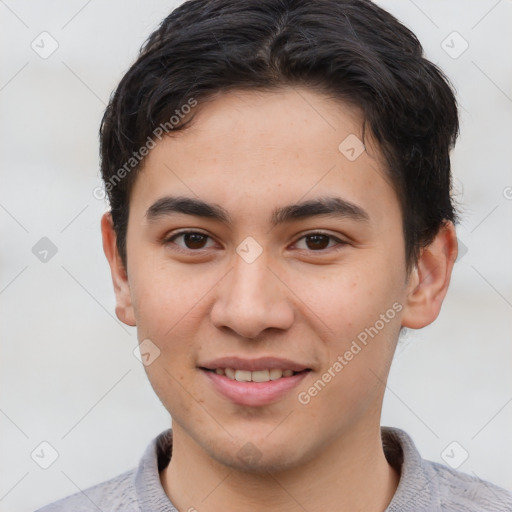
[1,1,511,510]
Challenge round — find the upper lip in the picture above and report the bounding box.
[199,356,311,372]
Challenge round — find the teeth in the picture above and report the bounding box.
[213,368,299,382]
[235,370,252,382]
[269,368,283,380]
[252,370,270,382]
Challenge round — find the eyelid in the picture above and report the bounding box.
[163,229,217,252]
[291,230,348,251]
[163,229,348,253]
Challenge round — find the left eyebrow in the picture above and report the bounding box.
[271,196,370,225]
[145,195,370,226]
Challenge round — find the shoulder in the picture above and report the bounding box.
[35,468,139,512]
[425,459,512,512]
[382,427,512,512]
[34,429,174,512]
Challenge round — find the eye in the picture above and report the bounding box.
[293,232,346,251]
[164,231,217,252]
[163,230,347,254]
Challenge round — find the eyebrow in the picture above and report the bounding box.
[146,195,370,227]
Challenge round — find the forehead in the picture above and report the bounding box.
[130,87,399,228]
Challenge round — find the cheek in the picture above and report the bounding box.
[129,259,219,353]
[292,262,401,338]
[292,259,403,398]
[130,257,185,318]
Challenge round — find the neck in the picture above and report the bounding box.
[161,421,400,512]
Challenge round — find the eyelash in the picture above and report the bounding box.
[163,230,347,254]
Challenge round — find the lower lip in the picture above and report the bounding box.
[202,369,310,407]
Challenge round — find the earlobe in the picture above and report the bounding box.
[101,212,136,327]
[401,221,458,329]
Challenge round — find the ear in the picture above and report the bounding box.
[101,212,136,326]
[401,221,458,329]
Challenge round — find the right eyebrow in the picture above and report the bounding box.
[146,196,232,224]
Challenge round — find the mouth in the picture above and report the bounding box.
[198,367,312,407]
[198,358,312,406]
[200,367,309,382]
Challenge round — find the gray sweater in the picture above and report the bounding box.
[36,427,512,511]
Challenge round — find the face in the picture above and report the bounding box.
[104,87,442,472]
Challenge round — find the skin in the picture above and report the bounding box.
[102,87,458,511]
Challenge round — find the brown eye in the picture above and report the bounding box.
[294,232,346,252]
[166,231,215,251]
[182,233,208,249]
[305,234,330,250]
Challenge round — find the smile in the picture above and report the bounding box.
[204,367,299,382]
[200,367,311,407]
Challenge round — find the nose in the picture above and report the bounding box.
[210,250,294,340]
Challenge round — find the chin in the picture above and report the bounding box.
[216,447,304,474]
[202,432,309,474]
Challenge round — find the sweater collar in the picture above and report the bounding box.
[134,426,440,511]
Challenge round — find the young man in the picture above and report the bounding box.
[37,0,512,510]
